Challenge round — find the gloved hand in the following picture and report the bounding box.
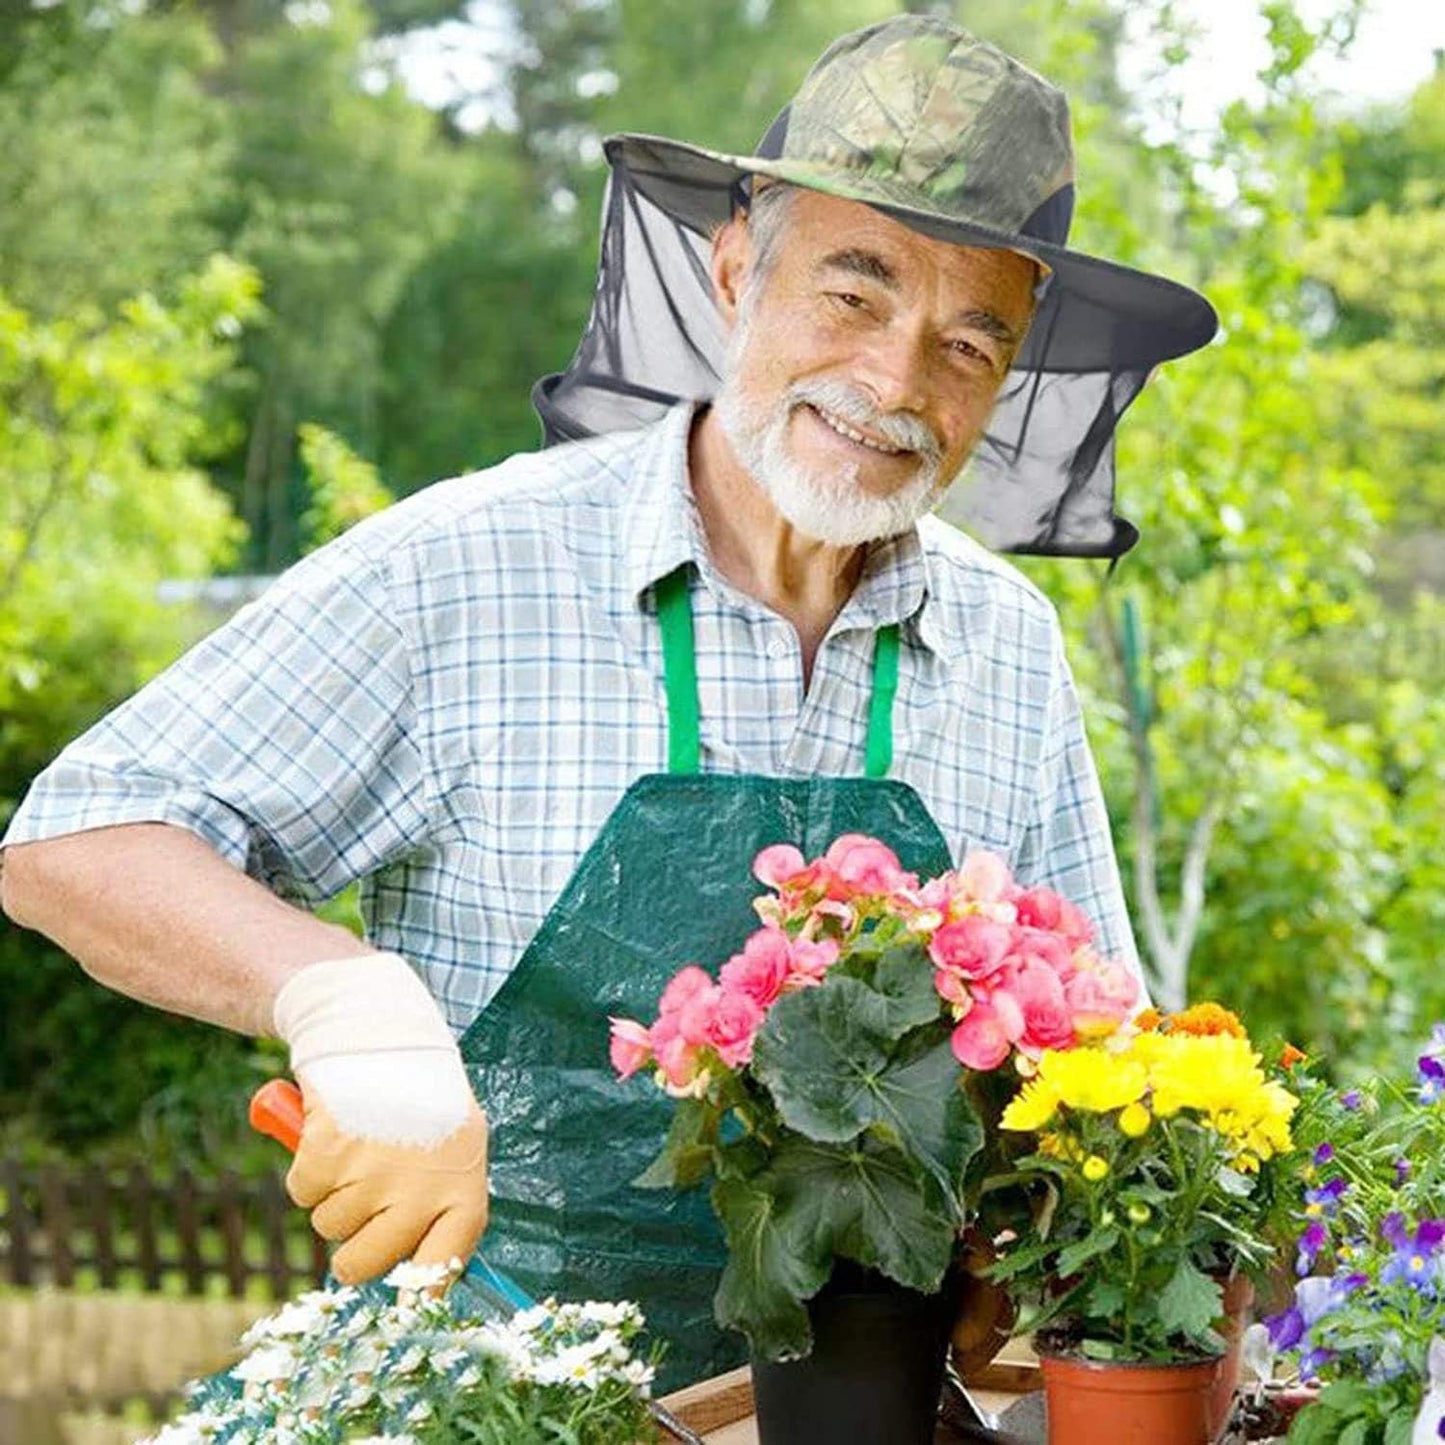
[272,953,489,1285]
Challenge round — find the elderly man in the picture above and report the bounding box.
[0,15,1212,1389]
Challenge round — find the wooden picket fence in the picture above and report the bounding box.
[0,1156,328,1297]
[0,1157,330,1444]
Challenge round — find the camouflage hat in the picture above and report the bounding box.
[605,13,1216,373]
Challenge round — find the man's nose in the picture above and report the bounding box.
[854,321,933,416]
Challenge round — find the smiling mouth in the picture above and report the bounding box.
[804,402,910,456]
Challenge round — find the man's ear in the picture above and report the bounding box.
[710,212,752,327]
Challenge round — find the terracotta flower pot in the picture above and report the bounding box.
[1039,1350,1226,1445]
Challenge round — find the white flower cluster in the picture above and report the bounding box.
[138,1262,654,1445]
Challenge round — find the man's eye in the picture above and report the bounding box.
[948,338,998,370]
[829,292,867,310]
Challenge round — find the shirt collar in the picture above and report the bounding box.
[621,402,704,606]
[621,401,940,656]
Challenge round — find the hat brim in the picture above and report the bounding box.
[606,133,1218,374]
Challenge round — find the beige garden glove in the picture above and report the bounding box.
[272,953,489,1285]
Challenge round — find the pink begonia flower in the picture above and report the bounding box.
[753,844,807,890]
[720,927,793,1009]
[658,965,714,1018]
[709,988,766,1068]
[1008,926,1076,980]
[822,834,917,897]
[997,957,1075,1055]
[933,968,973,1011]
[649,1012,704,1094]
[608,1018,653,1079]
[675,984,724,1048]
[1013,885,1095,948]
[786,936,839,988]
[928,915,1014,981]
[1065,956,1141,1037]
[950,998,1015,1070]
[957,850,1013,905]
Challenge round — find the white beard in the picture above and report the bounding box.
[713,314,947,548]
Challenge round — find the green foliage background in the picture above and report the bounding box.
[0,0,1440,1170]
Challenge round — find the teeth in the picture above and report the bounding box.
[812,405,905,454]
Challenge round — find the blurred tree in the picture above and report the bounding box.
[0,256,266,1159]
[0,2,232,316]
[214,0,465,567]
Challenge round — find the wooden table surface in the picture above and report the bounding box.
[656,1348,1042,1443]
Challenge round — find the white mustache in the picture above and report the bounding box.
[788,378,942,461]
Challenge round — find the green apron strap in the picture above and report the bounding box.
[656,566,899,779]
[865,623,899,779]
[655,567,701,775]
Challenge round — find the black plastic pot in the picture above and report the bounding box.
[750,1260,962,1445]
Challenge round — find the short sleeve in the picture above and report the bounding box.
[1013,626,1144,986]
[2,541,431,904]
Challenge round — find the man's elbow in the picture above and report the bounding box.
[0,839,59,931]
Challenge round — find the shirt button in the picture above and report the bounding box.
[767,637,789,659]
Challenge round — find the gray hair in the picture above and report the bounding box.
[740,181,798,305]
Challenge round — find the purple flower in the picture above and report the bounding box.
[1296,1221,1329,1276]
[1376,1219,1445,1293]
[1305,1177,1348,1214]
[1340,1089,1363,1110]
[1382,1212,1410,1249]
[1419,1055,1445,1104]
[1380,1247,1437,1291]
[1299,1345,1336,1381]
[1395,1158,1412,1187]
[1313,1142,1335,1166]
[1419,1220,1445,1251]
[1428,1021,1445,1054]
[1266,1304,1305,1350]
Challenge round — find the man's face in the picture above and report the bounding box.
[712,189,1038,547]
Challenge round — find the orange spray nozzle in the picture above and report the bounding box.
[249,1078,304,1153]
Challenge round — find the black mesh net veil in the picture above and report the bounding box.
[533,131,1217,561]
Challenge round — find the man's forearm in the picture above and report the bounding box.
[0,822,374,1036]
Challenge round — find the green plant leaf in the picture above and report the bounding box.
[1383,1408,1416,1445]
[1216,1165,1256,1198]
[751,978,980,1196]
[870,942,944,1036]
[1337,1421,1371,1445]
[769,1134,958,1292]
[1084,1277,1126,1318]
[710,1172,830,1361]
[710,1132,960,1360]
[632,1097,718,1189]
[1155,1259,1222,1341]
[1054,1227,1120,1279]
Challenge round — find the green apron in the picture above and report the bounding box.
[456,565,954,1391]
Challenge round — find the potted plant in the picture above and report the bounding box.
[1262,1026,1445,1445]
[608,835,1142,1444]
[985,1004,1302,1445]
[140,1262,659,1444]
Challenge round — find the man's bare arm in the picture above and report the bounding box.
[0,822,373,1037]
[1,821,490,1282]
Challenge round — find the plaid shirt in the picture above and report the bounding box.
[3,403,1140,1030]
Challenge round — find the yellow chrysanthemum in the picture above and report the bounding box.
[1000,1077,1062,1132]
[1026,1046,1149,1115]
[1141,1033,1298,1160]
